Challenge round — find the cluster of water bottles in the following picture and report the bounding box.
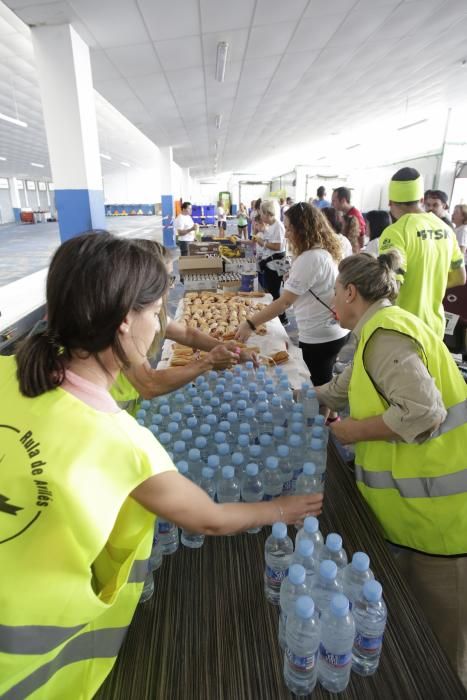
[264,516,388,695]
[137,361,329,599]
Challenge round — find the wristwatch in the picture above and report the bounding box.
[246,319,256,331]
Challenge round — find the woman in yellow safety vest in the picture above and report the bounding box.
[316,251,467,687]
[0,232,323,699]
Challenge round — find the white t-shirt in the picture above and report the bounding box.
[174,213,195,242]
[339,234,353,258]
[284,248,349,343]
[217,206,226,222]
[455,224,467,262]
[258,220,285,260]
[363,238,379,257]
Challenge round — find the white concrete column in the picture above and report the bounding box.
[9,177,21,222]
[31,24,105,241]
[160,146,175,247]
[181,167,191,201]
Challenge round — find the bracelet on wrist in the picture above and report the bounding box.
[276,502,285,523]
[246,319,256,331]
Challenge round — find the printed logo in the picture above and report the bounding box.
[380,238,392,250]
[0,425,53,544]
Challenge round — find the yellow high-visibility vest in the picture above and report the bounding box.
[348,305,467,554]
[0,356,175,699]
[109,371,140,415]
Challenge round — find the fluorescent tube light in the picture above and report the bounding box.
[100,153,112,160]
[215,42,229,82]
[30,162,44,168]
[0,156,6,161]
[397,118,428,131]
[120,161,130,167]
[345,143,360,150]
[215,114,223,129]
[0,112,28,128]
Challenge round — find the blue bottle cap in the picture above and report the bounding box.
[239,390,250,401]
[171,411,183,423]
[217,376,226,385]
[238,434,249,448]
[208,370,218,380]
[203,390,213,401]
[159,396,170,405]
[200,424,211,436]
[149,425,159,435]
[291,422,303,434]
[244,407,255,419]
[277,444,289,458]
[136,408,146,418]
[263,411,273,423]
[201,466,214,479]
[326,533,343,552]
[224,370,234,381]
[222,466,235,479]
[319,560,338,580]
[224,391,233,402]
[232,383,242,394]
[249,444,261,457]
[177,460,189,475]
[159,432,171,445]
[167,421,179,433]
[219,420,231,432]
[210,397,221,407]
[363,580,383,603]
[352,552,370,572]
[292,403,304,413]
[232,452,244,466]
[173,440,185,453]
[272,522,287,539]
[195,375,205,386]
[289,434,301,447]
[311,438,324,450]
[265,456,279,469]
[195,436,207,449]
[188,448,201,461]
[265,384,275,394]
[192,397,202,408]
[245,360,254,370]
[187,387,197,397]
[152,414,163,425]
[136,418,145,426]
[311,426,324,439]
[331,593,350,617]
[303,462,316,476]
[239,423,250,434]
[202,405,213,416]
[206,414,218,426]
[236,400,247,411]
[295,595,315,619]
[187,417,198,429]
[220,403,231,414]
[313,414,325,426]
[271,396,281,407]
[183,404,194,415]
[246,463,259,476]
[140,400,150,410]
[215,431,226,444]
[297,538,314,557]
[248,382,258,392]
[174,392,185,403]
[303,516,319,534]
[289,564,306,585]
[215,385,224,395]
[306,388,317,398]
[207,454,220,468]
[227,411,238,423]
[181,428,192,441]
[274,426,286,439]
[259,434,272,446]
[218,443,230,456]
[160,405,171,416]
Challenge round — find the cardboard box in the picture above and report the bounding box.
[178,256,223,273]
[188,242,220,256]
[223,257,257,274]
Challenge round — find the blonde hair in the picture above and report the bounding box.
[338,251,403,303]
[454,204,467,225]
[261,199,280,220]
[285,202,342,262]
[342,215,360,254]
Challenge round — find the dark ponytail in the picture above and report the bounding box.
[16,232,169,398]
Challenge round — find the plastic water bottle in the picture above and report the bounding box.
[283,595,321,696]
[294,463,323,510]
[274,444,291,496]
[295,516,324,554]
[181,428,193,446]
[219,420,234,446]
[264,522,294,605]
[303,389,319,426]
[309,438,327,481]
[231,451,244,477]
[319,533,348,571]
[217,442,231,468]
[172,440,186,463]
[188,448,203,483]
[194,435,208,461]
[318,594,355,693]
[256,401,270,433]
[352,580,387,676]
[236,399,248,420]
[270,396,284,424]
[311,560,343,616]
[220,402,231,418]
[311,422,329,449]
[248,382,258,403]
[237,433,250,453]
[273,425,287,443]
[248,444,262,469]
[177,460,190,479]
[244,407,258,440]
[279,564,309,649]
[288,419,304,440]
[292,538,319,585]
[261,411,274,436]
[172,392,185,410]
[210,396,221,410]
[158,518,179,555]
[342,552,374,609]
[216,466,241,506]
[199,423,212,441]
[187,415,198,431]
[140,568,154,603]
[158,431,172,453]
[227,411,240,439]
[181,526,205,549]
[206,413,218,429]
[192,396,203,418]
[207,454,220,474]
[241,463,264,534]
[244,360,256,382]
[207,369,218,389]
[149,529,163,572]
[259,433,274,462]
[288,435,305,490]
[263,456,283,500]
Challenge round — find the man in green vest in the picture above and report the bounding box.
[379,167,465,338]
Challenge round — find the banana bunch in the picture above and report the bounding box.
[219,245,241,258]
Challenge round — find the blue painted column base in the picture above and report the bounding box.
[13,207,21,223]
[161,194,175,248]
[54,188,105,242]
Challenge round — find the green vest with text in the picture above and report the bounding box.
[0,355,173,699]
[348,306,467,555]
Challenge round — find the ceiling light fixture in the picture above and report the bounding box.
[120,161,130,167]
[0,112,28,128]
[30,162,44,168]
[0,156,6,161]
[317,156,327,161]
[345,143,361,150]
[215,114,223,129]
[397,118,428,131]
[100,153,112,160]
[215,42,229,82]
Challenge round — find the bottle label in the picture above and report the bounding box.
[354,633,383,654]
[319,643,352,669]
[266,565,288,590]
[285,647,317,673]
[158,521,171,534]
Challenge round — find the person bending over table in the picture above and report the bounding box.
[316,250,467,687]
[0,232,323,699]
[236,202,349,419]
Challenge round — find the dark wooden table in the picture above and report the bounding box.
[96,440,466,700]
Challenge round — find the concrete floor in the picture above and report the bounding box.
[0,216,163,287]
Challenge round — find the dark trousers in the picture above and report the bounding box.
[263,266,288,324]
[299,334,350,386]
[178,240,189,256]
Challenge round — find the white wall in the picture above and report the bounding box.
[103,166,161,203]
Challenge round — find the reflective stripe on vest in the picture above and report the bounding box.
[3,627,128,700]
[355,464,467,498]
[431,400,467,438]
